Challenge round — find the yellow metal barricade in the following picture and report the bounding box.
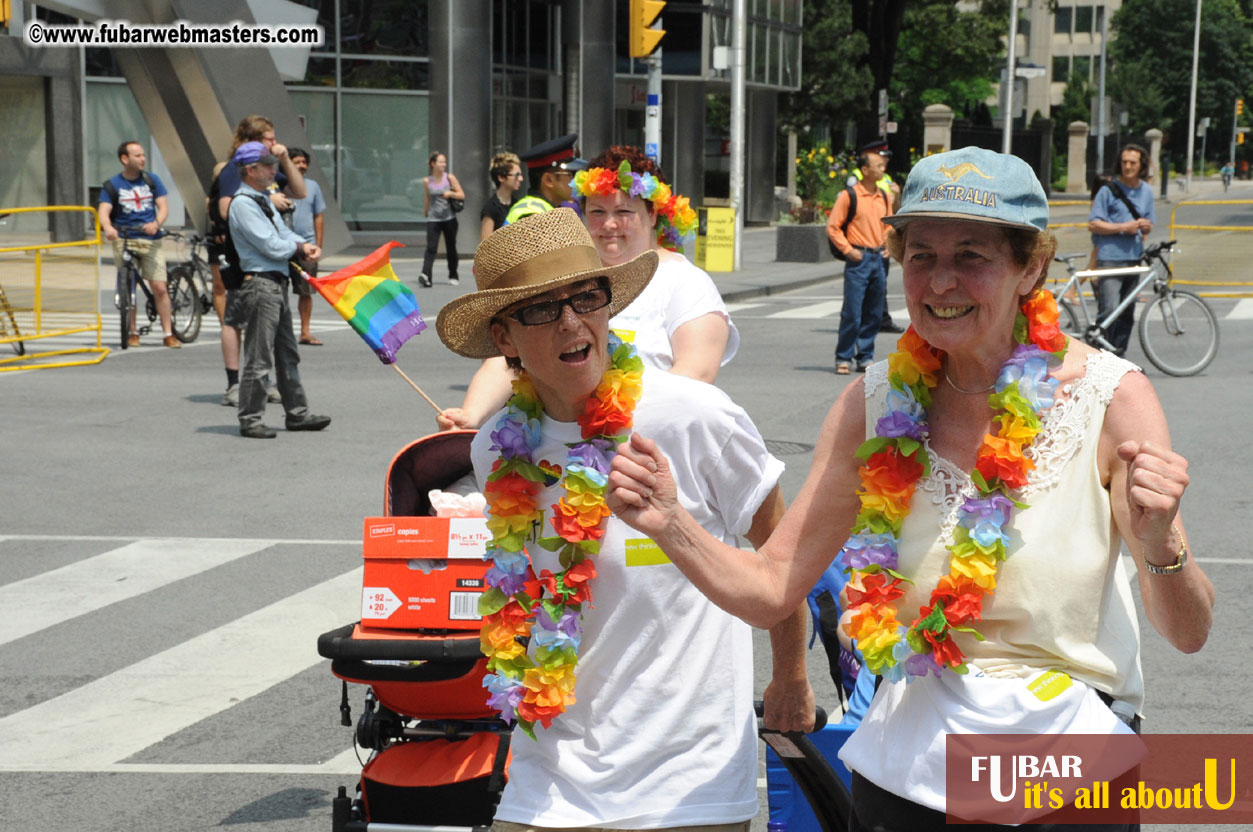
[1167,199,1253,298]
[0,205,110,371]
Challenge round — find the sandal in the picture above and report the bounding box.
[835,362,851,375]
[300,336,323,346]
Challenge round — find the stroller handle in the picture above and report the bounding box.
[754,700,829,735]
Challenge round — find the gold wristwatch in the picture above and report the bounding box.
[1145,529,1188,575]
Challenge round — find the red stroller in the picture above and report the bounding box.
[317,430,511,832]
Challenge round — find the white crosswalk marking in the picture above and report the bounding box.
[768,300,845,319]
[0,566,362,771]
[1226,299,1253,319]
[0,538,273,647]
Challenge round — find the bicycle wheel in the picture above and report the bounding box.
[1137,289,1219,376]
[1057,299,1082,339]
[167,267,203,343]
[117,267,133,349]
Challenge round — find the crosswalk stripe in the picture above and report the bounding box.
[33,747,365,775]
[0,538,275,647]
[1226,299,1253,319]
[723,302,766,314]
[0,567,362,771]
[768,300,846,319]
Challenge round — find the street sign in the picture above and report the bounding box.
[1015,64,1047,78]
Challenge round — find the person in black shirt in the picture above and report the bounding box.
[479,151,523,239]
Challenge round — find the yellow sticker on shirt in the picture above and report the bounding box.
[611,327,637,343]
[1027,670,1073,702]
[625,538,670,567]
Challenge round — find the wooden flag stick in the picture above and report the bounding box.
[391,363,443,414]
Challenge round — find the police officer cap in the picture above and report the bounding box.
[858,139,892,159]
[519,133,589,172]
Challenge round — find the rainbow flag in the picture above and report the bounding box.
[307,242,426,364]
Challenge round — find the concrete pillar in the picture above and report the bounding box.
[1145,128,1163,183]
[746,88,777,223]
[1067,121,1089,193]
[923,104,953,155]
[563,0,615,160]
[431,1,493,251]
[786,130,798,201]
[663,81,705,206]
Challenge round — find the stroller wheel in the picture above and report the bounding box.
[357,695,404,750]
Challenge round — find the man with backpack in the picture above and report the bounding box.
[1088,143,1156,357]
[827,146,893,374]
[227,141,330,439]
[99,140,179,348]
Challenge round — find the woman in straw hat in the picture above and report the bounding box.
[436,146,736,430]
[607,148,1213,829]
[436,208,794,830]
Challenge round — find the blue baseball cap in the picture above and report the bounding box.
[232,141,279,166]
[884,146,1049,232]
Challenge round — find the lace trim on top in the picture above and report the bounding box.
[863,352,1140,541]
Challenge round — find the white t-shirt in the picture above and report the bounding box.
[609,251,739,372]
[470,368,784,828]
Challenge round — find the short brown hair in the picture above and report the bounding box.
[117,141,140,162]
[588,145,667,184]
[490,152,522,186]
[232,115,274,152]
[885,224,1058,294]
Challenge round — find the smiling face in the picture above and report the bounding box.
[900,220,1041,360]
[584,190,656,266]
[430,153,447,174]
[490,278,611,422]
[1119,149,1144,185]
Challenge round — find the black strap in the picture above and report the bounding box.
[812,589,849,713]
[1105,180,1142,221]
[486,731,512,798]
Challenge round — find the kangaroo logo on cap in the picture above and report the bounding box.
[937,163,992,183]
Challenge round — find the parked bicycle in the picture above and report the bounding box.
[164,230,215,319]
[114,232,201,349]
[1051,239,1219,376]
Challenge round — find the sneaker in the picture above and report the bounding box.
[163,335,182,348]
[127,333,141,347]
[266,386,282,403]
[240,424,277,439]
[448,276,460,286]
[418,273,433,288]
[879,319,906,334]
[221,384,239,407]
[285,413,332,432]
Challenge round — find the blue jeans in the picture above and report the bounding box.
[835,250,887,362]
[1095,260,1139,356]
[237,274,310,427]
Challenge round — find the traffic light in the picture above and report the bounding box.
[629,0,666,58]
[1240,133,1246,145]
[1238,98,1245,116]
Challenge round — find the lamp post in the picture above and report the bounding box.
[1184,0,1202,190]
[1002,0,1019,154]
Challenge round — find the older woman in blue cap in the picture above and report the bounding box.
[607,147,1213,829]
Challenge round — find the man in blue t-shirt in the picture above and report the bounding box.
[99,140,178,348]
[1088,143,1156,356]
[286,147,326,346]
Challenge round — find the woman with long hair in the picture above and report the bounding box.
[419,150,465,287]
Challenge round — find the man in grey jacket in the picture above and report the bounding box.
[227,141,331,439]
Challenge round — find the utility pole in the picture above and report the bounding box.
[1002,0,1019,154]
[730,0,746,270]
[629,0,667,166]
[1184,0,1202,190]
[1096,7,1108,176]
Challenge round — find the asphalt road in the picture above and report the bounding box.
[2,270,1250,831]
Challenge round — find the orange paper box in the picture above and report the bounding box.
[360,516,491,629]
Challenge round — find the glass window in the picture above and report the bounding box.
[0,77,48,232]
[288,90,337,197]
[290,56,337,87]
[288,0,336,52]
[780,31,798,88]
[339,91,428,226]
[1052,55,1070,83]
[752,23,767,83]
[85,82,151,193]
[1054,6,1072,34]
[1075,6,1093,32]
[1096,5,1105,32]
[661,7,703,76]
[341,58,430,90]
[85,48,123,78]
[1073,55,1091,80]
[526,1,553,70]
[339,0,429,57]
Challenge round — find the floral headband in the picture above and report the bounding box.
[572,160,698,251]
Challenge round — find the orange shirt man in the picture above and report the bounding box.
[829,148,893,374]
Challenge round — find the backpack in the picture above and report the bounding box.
[102,172,157,229]
[221,190,280,290]
[827,185,889,261]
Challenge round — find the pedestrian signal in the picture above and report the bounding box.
[629,0,666,58]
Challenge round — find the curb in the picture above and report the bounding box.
[720,272,836,304]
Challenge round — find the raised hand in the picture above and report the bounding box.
[1117,440,1188,549]
[607,433,679,538]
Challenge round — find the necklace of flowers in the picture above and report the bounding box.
[572,160,699,251]
[477,333,643,739]
[839,289,1068,681]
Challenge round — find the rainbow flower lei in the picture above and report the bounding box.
[478,333,643,739]
[572,160,698,251]
[839,289,1068,680]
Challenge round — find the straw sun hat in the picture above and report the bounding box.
[436,208,658,359]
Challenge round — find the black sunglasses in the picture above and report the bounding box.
[507,286,612,326]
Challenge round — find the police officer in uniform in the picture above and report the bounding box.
[504,133,589,225]
[847,140,905,334]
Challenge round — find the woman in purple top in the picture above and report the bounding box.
[420,151,466,288]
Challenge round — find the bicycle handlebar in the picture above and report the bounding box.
[1141,239,1177,262]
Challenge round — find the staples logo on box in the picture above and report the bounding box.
[368,522,396,538]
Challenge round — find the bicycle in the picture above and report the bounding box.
[114,232,202,349]
[1051,240,1219,376]
[164,230,215,320]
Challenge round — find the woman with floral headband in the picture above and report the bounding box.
[608,147,1213,830]
[435,208,788,830]
[437,146,737,429]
